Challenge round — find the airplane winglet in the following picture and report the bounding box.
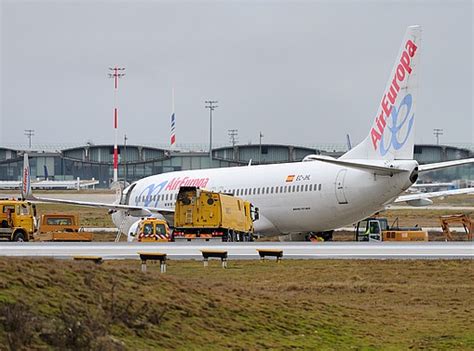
[21,153,33,200]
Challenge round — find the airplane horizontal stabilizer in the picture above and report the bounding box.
[418,158,474,172]
[307,156,409,176]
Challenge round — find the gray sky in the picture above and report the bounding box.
[1,0,473,149]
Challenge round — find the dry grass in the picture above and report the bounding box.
[0,258,472,350]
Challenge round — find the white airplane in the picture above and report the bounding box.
[21,25,474,241]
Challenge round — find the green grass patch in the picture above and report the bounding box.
[0,258,472,350]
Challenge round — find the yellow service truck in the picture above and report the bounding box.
[0,199,36,241]
[174,186,259,242]
[136,218,171,242]
[0,199,93,242]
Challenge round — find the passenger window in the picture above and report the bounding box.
[266,187,270,194]
[319,184,322,191]
[253,188,256,195]
[275,187,279,194]
[271,187,274,193]
[305,184,308,191]
[257,188,260,195]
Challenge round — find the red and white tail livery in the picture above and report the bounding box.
[342,25,421,161]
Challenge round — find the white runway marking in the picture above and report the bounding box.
[0,242,472,260]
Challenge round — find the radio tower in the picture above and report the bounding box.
[108,66,125,183]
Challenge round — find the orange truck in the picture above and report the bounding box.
[0,199,93,242]
[36,214,93,242]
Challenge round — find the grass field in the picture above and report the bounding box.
[0,258,472,350]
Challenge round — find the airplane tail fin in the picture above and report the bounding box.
[21,153,33,200]
[341,25,422,161]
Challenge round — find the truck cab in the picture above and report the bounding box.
[136,218,171,242]
[355,217,389,242]
[0,200,36,241]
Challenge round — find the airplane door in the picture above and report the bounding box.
[335,169,348,204]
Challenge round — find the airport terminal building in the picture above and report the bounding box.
[0,143,472,188]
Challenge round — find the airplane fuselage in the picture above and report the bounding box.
[115,159,418,236]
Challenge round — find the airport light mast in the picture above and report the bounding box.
[108,66,125,183]
[205,100,218,166]
[433,128,443,145]
[24,129,35,149]
[228,129,238,147]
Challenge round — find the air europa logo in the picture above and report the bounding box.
[22,167,30,194]
[379,94,414,156]
[371,39,418,151]
[165,177,209,191]
[135,176,211,207]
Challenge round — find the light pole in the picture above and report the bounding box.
[24,129,35,149]
[259,131,264,164]
[228,129,238,147]
[123,134,128,186]
[108,66,125,183]
[433,128,443,145]
[205,100,218,166]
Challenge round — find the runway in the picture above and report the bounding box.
[0,242,472,260]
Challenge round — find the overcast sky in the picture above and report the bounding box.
[1,0,472,149]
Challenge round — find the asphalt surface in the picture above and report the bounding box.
[0,242,472,260]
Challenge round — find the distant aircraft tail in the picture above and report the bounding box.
[21,153,32,200]
[341,25,422,160]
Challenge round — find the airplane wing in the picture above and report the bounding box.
[20,153,173,217]
[418,158,474,172]
[394,188,474,206]
[28,195,174,217]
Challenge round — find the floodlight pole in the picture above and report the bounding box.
[108,66,125,183]
[205,100,218,167]
[123,134,128,186]
[433,128,443,145]
[24,129,35,149]
[228,129,238,147]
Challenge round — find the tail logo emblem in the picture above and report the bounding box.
[379,94,414,156]
[371,39,418,151]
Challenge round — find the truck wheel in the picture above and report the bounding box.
[13,232,26,242]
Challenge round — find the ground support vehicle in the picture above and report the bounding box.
[439,214,472,241]
[0,199,36,241]
[173,187,258,242]
[35,214,93,242]
[355,217,428,242]
[136,218,171,242]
